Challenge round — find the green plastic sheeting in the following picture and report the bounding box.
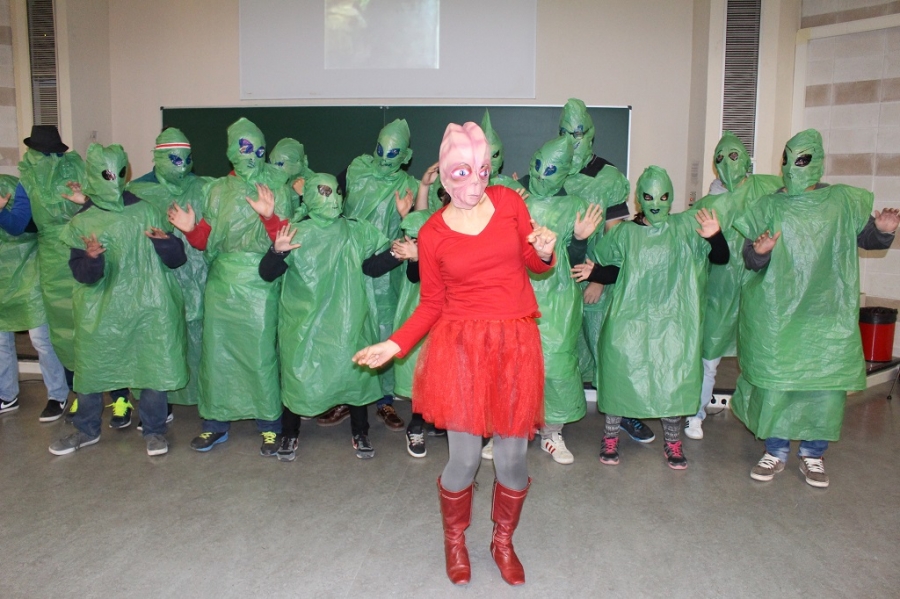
[714,131,753,193]
[17,148,85,369]
[269,137,314,219]
[595,167,709,418]
[126,128,213,406]
[197,118,290,422]
[568,166,631,385]
[781,128,825,196]
[690,167,781,361]
[0,174,45,332]
[559,98,596,175]
[392,209,432,399]
[83,144,127,212]
[59,144,187,394]
[343,119,419,397]
[278,173,389,415]
[731,140,872,439]
[481,109,524,192]
[525,137,588,425]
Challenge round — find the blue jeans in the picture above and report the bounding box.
[765,437,829,462]
[377,394,393,408]
[0,325,69,402]
[202,418,282,434]
[73,389,169,438]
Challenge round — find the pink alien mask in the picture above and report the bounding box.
[438,122,491,210]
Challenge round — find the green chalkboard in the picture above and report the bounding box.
[161,105,630,181]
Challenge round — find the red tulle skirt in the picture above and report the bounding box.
[412,317,545,439]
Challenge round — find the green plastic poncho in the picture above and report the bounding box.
[278,173,389,415]
[126,127,212,405]
[731,129,871,441]
[567,166,632,384]
[689,133,782,360]
[559,98,596,175]
[59,144,188,394]
[595,166,710,418]
[17,148,85,368]
[0,175,45,332]
[524,136,588,424]
[343,118,419,397]
[481,109,525,193]
[270,137,314,219]
[198,118,291,422]
[392,210,432,399]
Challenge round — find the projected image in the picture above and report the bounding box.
[325,0,439,69]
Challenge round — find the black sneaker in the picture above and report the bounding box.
[190,431,228,452]
[137,405,174,431]
[664,440,688,470]
[260,431,280,457]
[0,397,20,415]
[39,399,67,422]
[352,433,375,459]
[406,424,426,458]
[277,436,299,462]
[620,418,655,443]
[108,396,133,429]
[428,426,447,437]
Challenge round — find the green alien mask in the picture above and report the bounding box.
[781,128,825,196]
[269,138,309,181]
[713,131,752,193]
[84,143,128,212]
[226,117,267,181]
[481,109,504,175]
[373,119,413,177]
[305,172,343,226]
[527,135,573,198]
[152,128,193,185]
[636,165,673,227]
[559,98,596,175]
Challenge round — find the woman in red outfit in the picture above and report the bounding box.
[353,122,556,587]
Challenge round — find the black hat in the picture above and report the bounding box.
[24,125,69,153]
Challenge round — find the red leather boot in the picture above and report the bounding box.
[490,478,530,586]
[437,477,474,585]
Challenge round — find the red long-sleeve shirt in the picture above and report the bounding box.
[389,185,555,357]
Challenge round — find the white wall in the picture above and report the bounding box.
[101,0,696,208]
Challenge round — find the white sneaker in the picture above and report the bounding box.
[481,438,494,460]
[541,432,575,464]
[684,417,704,440]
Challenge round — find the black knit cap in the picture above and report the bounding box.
[23,125,69,153]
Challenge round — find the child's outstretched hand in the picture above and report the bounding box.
[574,203,604,240]
[752,230,781,255]
[274,223,301,253]
[395,189,414,218]
[875,207,900,233]
[570,259,595,283]
[246,183,275,218]
[82,233,106,259]
[62,181,86,205]
[391,235,418,261]
[144,227,169,240]
[694,207,721,238]
[167,203,196,233]
[0,192,10,210]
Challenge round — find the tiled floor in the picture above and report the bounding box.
[1,369,899,598]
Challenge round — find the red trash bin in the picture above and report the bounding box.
[859,307,898,362]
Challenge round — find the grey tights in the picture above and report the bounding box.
[441,431,529,492]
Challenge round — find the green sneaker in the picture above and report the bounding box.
[108,396,133,429]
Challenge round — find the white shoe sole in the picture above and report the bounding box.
[684,429,703,440]
[49,435,100,456]
[147,445,168,456]
[541,442,574,464]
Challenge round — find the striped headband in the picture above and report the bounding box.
[155,142,191,150]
